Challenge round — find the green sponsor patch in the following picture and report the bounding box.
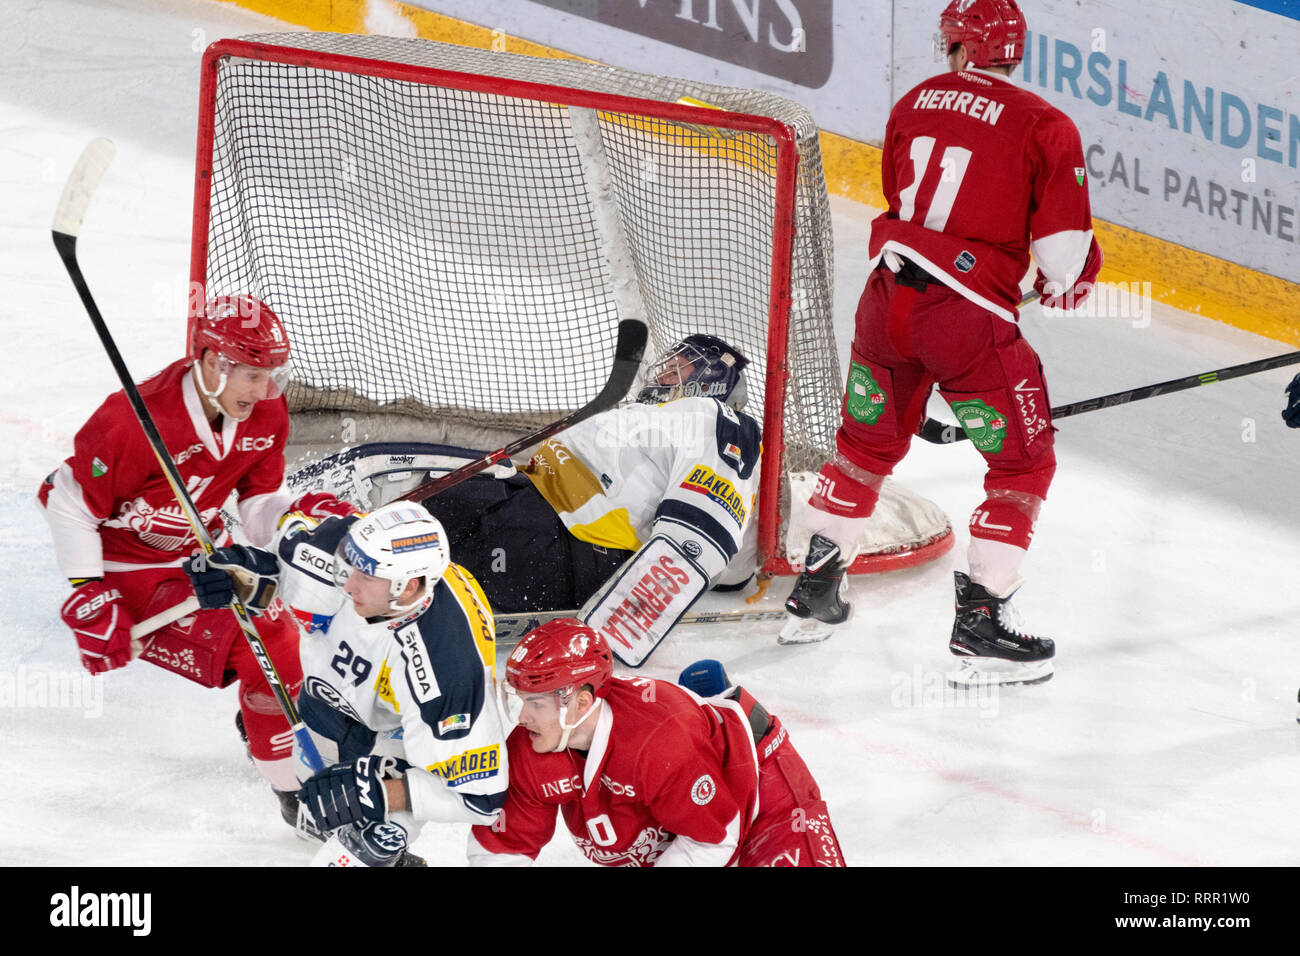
[845,363,887,425]
[950,399,1008,454]
[91,457,108,477]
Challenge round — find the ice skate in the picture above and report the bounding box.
[780,534,852,644]
[947,571,1054,687]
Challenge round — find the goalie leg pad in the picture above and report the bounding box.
[580,535,711,667]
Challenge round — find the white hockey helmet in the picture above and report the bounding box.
[338,502,451,614]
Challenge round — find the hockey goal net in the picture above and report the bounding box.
[190,33,950,576]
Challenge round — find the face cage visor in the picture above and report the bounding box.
[499,681,602,753]
[198,353,292,402]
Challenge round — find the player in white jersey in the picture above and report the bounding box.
[186,501,508,866]
[424,335,762,665]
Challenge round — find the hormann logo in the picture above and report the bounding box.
[392,531,440,554]
[524,0,832,88]
[680,465,747,527]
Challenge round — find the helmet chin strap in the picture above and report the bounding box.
[554,695,602,752]
[192,360,229,405]
[385,579,431,619]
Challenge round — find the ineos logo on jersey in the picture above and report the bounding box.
[600,774,637,798]
[174,442,205,465]
[236,435,276,452]
[540,774,582,798]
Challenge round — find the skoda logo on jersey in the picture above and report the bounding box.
[954,250,976,273]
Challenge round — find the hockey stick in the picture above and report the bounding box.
[491,606,788,647]
[917,349,1300,445]
[52,138,325,776]
[397,318,649,502]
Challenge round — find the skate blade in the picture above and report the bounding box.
[945,657,1054,688]
[777,616,835,645]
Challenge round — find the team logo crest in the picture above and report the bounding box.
[954,250,976,273]
[950,399,1008,454]
[690,774,716,806]
[846,363,887,425]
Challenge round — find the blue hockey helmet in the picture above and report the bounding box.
[636,334,749,410]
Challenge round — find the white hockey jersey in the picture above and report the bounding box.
[525,397,762,584]
[276,516,508,825]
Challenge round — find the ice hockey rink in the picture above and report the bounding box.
[2,0,1297,870]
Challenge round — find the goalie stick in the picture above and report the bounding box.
[396,318,648,502]
[51,138,325,776]
[917,349,1300,445]
[491,606,788,648]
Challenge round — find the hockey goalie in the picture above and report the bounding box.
[422,333,759,667]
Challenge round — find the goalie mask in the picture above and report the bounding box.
[636,334,749,410]
[503,618,613,751]
[337,503,451,616]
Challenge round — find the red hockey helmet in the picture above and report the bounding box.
[191,295,290,368]
[938,0,1027,68]
[506,618,613,699]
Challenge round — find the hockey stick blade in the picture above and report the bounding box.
[399,318,649,502]
[492,606,787,647]
[51,139,325,775]
[917,349,1300,445]
[53,138,116,239]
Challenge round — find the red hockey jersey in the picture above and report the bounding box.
[470,676,760,866]
[38,358,288,576]
[869,67,1094,321]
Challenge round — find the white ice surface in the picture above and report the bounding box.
[3,0,1298,867]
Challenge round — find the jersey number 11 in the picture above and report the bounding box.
[897,136,972,231]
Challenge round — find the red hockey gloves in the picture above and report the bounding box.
[1283,373,1300,428]
[292,492,356,520]
[183,545,280,613]
[300,755,409,831]
[1034,235,1102,310]
[62,580,135,675]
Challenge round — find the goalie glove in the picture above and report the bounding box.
[300,755,409,831]
[183,545,280,613]
[61,580,135,675]
[1033,235,1102,311]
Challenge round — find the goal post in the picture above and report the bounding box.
[189,33,951,576]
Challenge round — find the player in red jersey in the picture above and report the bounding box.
[37,295,353,822]
[784,0,1101,687]
[467,619,844,866]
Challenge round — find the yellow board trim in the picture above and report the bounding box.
[217,0,1300,344]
